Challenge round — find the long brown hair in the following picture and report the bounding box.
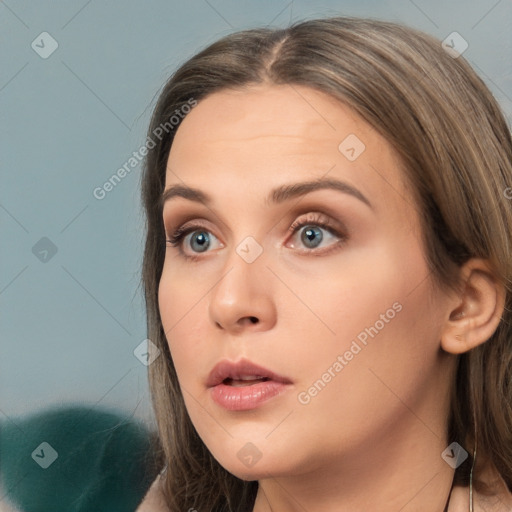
[139,16,512,511]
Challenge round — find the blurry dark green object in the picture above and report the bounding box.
[0,404,163,512]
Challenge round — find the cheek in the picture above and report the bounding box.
[157,264,207,382]
[291,236,443,425]
[289,226,425,353]
[296,287,444,459]
[279,240,413,358]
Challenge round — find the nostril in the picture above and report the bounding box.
[249,316,258,324]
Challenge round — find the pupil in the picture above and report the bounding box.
[191,232,209,252]
[302,226,323,248]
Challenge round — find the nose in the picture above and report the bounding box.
[208,243,277,334]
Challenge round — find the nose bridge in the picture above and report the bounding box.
[208,231,275,330]
[214,233,268,301]
[215,196,269,284]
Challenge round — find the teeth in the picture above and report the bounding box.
[223,376,269,387]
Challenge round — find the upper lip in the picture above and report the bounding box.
[206,357,292,387]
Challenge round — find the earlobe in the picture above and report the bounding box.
[440,259,505,355]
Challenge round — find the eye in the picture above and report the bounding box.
[286,212,347,254]
[165,212,347,261]
[165,224,221,261]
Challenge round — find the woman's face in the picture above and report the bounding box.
[158,84,453,480]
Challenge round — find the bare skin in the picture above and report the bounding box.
[156,83,505,512]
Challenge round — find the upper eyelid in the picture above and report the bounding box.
[163,205,349,232]
[164,212,341,236]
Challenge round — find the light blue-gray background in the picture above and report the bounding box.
[1,0,511,433]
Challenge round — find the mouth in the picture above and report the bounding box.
[206,358,292,388]
[206,358,292,411]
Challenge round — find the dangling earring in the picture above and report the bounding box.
[469,413,477,512]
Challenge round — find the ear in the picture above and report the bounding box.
[440,258,506,355]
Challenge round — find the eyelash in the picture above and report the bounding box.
[165,213,348,262]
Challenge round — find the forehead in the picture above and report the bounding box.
[164,84,413,221]
[170,84,371,154]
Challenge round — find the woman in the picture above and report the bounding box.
[136,16,512,512]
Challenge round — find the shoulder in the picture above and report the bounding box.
[136,473,170,512]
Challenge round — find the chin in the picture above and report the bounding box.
[228,468,264,482]
[212,449,297,482]
[224,463,277,482]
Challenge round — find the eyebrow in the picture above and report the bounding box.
[160,177,373,210]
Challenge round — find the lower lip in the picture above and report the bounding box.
[209,380,291,411]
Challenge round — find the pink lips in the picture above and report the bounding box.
[206,358,292,411]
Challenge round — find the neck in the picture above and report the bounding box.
[252,417,456,512]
